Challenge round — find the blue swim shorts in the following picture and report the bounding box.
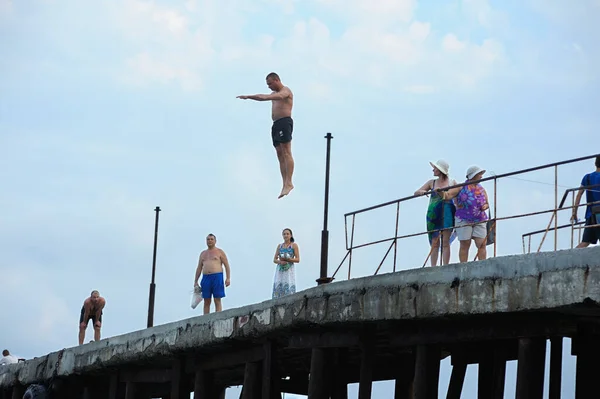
[200,272,225,299]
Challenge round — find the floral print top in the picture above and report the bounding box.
[454,181,489,222]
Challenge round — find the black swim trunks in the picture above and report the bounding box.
[582,216,600,244]
[80,306,103,325]
[271,117,293,147]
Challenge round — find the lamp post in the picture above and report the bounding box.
[147,206,161,328]
[317,133,334,285]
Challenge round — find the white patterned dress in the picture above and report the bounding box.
[272,243,296,299]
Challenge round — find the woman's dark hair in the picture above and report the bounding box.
[282,228,295,243]
[596,156,600,168]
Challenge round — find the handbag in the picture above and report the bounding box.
[586,175,600,223]
[592,205,600,224]
[486,210,496,246]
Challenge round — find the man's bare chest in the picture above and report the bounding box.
[202,251,220,263]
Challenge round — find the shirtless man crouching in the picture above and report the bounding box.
[78,290,106,345]
[194,234,231,314]
[237,72,295,199]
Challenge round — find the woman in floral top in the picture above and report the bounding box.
[438,165,489,263]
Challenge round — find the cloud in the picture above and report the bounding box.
[0,0,12,14]
[108,0,219,90]
[262,0,297,14]
[461,0,508,30]
[123,52,203,90]
[306,82,333,99]
[437,36,505,89]
[528,0,600,30]
[317,0,417,25]
[341,22,428,66]
[87,0,510,93]
[404,85,435,94]
[442,34,467,52]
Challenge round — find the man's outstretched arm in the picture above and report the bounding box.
[237,88,290,101]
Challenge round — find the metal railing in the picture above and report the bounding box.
[331,153,600,281]
[522,183,600,253]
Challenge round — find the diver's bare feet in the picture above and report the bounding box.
[278,184,294,199]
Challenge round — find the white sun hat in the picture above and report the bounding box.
[466,165,486,180]
[429,159,450,176]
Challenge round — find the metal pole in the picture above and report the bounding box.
[393,201,399,272]
[571,192,575,248]
[348,215,355,280]
[493,177,497,257]
[147,206,161,328]
[554,165,558,251]
[317,133,334,285]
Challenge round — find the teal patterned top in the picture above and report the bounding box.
[277,243,295,272]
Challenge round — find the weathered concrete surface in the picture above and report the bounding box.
[1,246,600,388]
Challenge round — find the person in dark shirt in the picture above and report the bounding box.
[572,156,600,248]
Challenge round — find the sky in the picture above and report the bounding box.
[1,0,599,397]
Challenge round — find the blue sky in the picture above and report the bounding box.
[1,0,599,397]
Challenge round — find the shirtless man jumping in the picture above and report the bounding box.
[194,234,231,315]
[78,290,106,345]
[237,72,295,199]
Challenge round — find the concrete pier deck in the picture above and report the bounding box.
[2,246,600,396]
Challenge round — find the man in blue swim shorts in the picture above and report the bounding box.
[194,234,231,314]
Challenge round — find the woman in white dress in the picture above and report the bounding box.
[272,228,301,299]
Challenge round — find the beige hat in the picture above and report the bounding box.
[466,165,486,180]
[429,159,450,176]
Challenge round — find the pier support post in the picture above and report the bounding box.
[573,332,600,399]
[108,374,119,399]
[308,348,329,399]
[446,362,466,399]
[413,345,441,399]
[125,382,137,399]
[477,347,506,399]
[394,355,415,399]
[262,341,281,399]
[515,338,546,399]
[358,340,374,399]
[171,358,189,399]
[241,362,261,399]
[331,348,348,399]
[194,370,215,399]
[549,337,563,399]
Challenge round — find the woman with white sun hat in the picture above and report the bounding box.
[438,165,490,263]
[414,159,457,266]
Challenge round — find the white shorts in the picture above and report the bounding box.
[455,218,487,240]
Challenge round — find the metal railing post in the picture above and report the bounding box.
[393,202,400,272]
[571,192,575,248]
[554,165,558,251]
[348,215,355,280]
[493,177,497,257]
